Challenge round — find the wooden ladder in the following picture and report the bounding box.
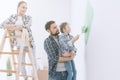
[0,26,38,80]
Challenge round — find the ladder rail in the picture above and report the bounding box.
[8,30,18,80]
[0,26,38,80]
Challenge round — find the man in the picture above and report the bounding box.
[44,21,75,80]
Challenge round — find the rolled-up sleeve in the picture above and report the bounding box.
[44,39,59,63]
[0,15,14,29]
[59,35,77,52]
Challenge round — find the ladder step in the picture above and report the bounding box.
[6,26,23,31]
[14,63,32,66]
[6,36,21,38]
[0,70,33,77]
[13,50,29,53]
[0,28,38,79]
[0,51,18,54]
[0,50,29,54]
[20,74,33,77]
[0,70,16,73]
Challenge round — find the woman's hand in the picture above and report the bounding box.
[6,24,22,30]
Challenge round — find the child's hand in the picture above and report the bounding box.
[74,34,80,42]
[62,51,71,57]
[71,34,80,43]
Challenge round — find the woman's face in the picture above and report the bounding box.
[18,3,27,16]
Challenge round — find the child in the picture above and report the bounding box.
[59,22,80,80]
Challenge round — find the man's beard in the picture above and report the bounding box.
[51,31,59,36]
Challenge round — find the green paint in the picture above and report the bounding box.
[83,0,94,44]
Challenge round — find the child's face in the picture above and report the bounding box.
[64,24,71,34]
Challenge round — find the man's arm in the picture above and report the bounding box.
[59,35,78,53]
[58,52,75,62]
[44,38,75,63]
[58,56,72,62]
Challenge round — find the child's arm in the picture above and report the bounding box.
[59,34,79,55]
[68,34,80,45]
[67,34,80,52]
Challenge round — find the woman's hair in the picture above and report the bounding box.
[17,1,27,13]
[59,22,68,33]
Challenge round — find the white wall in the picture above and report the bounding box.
[29,0,71,68]
[0,0,71,68]
[0,0,87,80]
[87,0,120,80]
[71,0,87,80]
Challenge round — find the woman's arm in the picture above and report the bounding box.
[0,15,14,29]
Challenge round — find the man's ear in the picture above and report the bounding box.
[63,28,65,33]
[47,29,50,33]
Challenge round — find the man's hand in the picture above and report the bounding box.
[58,50,75,62]
[62,51,71,57]
[70,50,76,56]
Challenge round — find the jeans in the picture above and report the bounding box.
[49,71,68,80]
[65,60,77,80]
[17,46,36,75]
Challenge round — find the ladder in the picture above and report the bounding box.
[0,26,38,80]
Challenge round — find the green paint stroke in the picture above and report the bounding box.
[82,0,94,44]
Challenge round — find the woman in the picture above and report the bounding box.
[0,1,36,80]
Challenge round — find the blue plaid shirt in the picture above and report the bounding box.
[44,35,61,78]
[0,14,35,48]
[44,34,77,78]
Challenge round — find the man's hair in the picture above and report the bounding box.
[45,21,55,30]
[59,22,68,33]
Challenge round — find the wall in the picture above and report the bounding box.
[0,0,87,80]
[86,0,120,80]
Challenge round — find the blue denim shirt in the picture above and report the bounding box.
[59,33,77,53]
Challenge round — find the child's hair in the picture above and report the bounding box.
[59,22,68,33]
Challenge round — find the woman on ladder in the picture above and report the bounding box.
[0,1,36,80]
